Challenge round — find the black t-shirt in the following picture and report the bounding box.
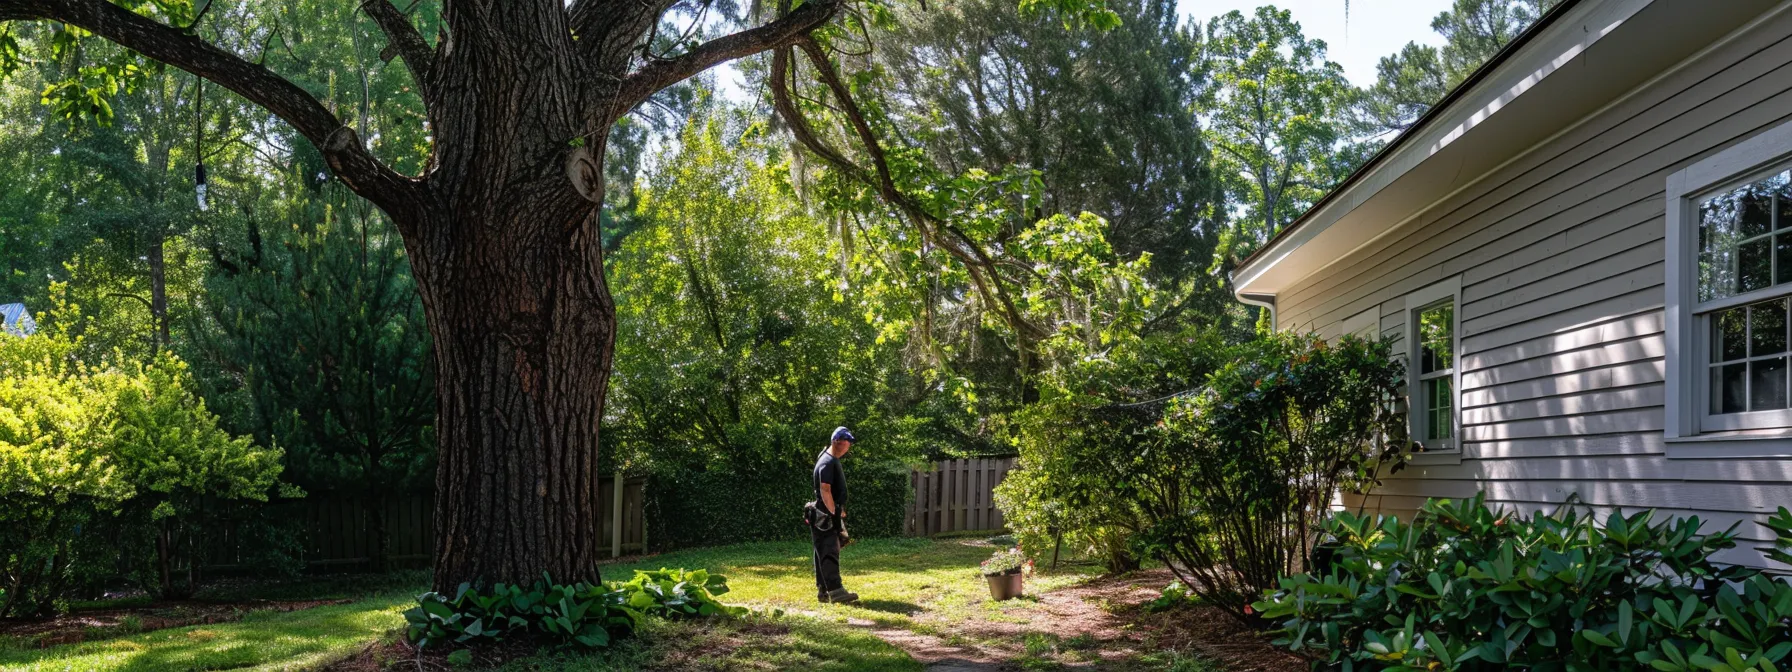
[813,450,846,516]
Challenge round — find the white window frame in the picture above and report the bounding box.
[1404,277,1463,455]
[1665,117,1792,458]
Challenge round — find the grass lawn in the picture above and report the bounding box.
[0,595,411,672]
[2,537,1230,671]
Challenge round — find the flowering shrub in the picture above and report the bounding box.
[980,547,1033,576]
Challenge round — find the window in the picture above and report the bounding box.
[1666,118,1792,449]
[1405,279,1461,452]
[1689,170,1792,431]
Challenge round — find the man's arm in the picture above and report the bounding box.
[820,482,842,517]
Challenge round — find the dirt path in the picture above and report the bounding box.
[842,568,1305,671]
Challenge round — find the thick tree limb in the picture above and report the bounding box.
[771,38,1046,344]
[0,0,422,211]
[361,0,436,91]
[614,0,840,110]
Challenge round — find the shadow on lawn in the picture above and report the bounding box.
[853,599,923,616]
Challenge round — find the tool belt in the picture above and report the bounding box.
[803,501,836,532]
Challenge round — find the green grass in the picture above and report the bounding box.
[2,537,1105,671]
[601,537,1099,634]
[0,594,410,672]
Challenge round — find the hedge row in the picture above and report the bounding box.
[645,460,911,550]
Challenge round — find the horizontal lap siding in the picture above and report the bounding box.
[1286,10,1792,568]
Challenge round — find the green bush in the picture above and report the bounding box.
[0,307,289,615]
[646,459,910,550]
[994,325,1225,572]
[1135,331,1408,622]
[403,568,742,650]
[1254,494,1792,671]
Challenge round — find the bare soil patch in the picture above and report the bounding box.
[864,567,1304,671]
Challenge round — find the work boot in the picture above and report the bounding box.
[817,592,831,604]
[825,588,859,604]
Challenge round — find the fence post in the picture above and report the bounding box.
[612,471,625,558]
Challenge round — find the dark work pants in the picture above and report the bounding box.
[811,526,842,596]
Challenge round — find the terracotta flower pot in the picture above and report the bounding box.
[985,571,1024,600]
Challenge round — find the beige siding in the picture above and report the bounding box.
[1296,10,1792,565]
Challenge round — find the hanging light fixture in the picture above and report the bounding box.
[195,160,208,212]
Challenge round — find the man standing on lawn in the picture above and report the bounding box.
[813,427,859,604]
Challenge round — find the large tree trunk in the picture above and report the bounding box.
[406,132,616,591]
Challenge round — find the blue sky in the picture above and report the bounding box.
[1181,0,1455,85]
[709,0,1456,99]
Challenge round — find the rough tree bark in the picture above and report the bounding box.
[0,0,839,590]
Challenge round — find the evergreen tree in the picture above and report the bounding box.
[192,186,434,570]
[1356,0,1563,135]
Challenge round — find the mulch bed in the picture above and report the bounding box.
[0,598,349,649]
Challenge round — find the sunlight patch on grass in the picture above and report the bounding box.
[0,595,410,672]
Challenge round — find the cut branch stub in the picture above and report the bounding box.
[566,145,603,203]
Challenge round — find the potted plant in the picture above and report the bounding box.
[980,547,1032,600]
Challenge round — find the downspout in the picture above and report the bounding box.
[1237,292,1277,331]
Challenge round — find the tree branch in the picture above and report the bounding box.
[614,0,840,110]
[0,0,423,211]
[770,37,1046,345]
[360,0,435,91]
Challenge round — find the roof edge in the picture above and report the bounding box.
[1228,0,1586,282]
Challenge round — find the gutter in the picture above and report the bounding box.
[1238,292,1276,330]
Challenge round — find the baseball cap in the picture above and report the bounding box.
[831,427,856,443]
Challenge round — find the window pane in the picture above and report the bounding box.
[1753,357,1790,411]
[1716,362,1748,414]
[1715,307,1747,362]
[1700,197,1741,302]
[1699,171,1792,301]
[1425,378,1453,441]
[1741,238,1772,292]
[1778,234,1792,285]
[1417,303,1453,375]
[1742,191,1774,238]
[1753,300,1789,356]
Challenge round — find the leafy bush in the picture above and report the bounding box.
[1133,331,1408,622]
[1254,495,1792,671]
[404,568,741,650]
[646,459,910,550]
[0,307,288,615]
[995,325,1225,572]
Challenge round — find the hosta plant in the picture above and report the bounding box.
[1253,494,1792,671]
[404,567,740,650]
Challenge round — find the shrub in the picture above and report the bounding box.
[1254,495,1792,671]
[994,325,1225,572]
[403,568,741,650]
[645,459,910,550]
[0,312,289,614]
[1133,331,1408,623]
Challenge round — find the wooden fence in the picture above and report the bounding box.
[905,457,1019,537]
[205,475,647,571]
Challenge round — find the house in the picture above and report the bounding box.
[1231,0,1792,567]
[1,303,34,337]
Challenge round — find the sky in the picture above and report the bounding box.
[711,0,1458,99]
[1179,0,1455,85]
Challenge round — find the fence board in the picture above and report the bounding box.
[905,457,1019,537]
